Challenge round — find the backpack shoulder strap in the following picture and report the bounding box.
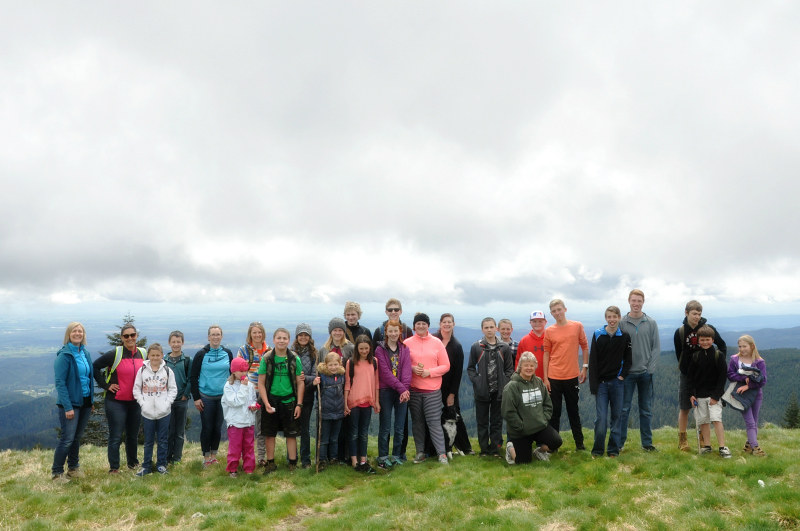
[106,346,124,383]
[183,357,190,377]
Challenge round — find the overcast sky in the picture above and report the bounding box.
[2,2,800,318]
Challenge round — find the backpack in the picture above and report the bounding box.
[679,325,721,364]
[103,346,147,397]
[262,350,299,398]
[348,357,378,381]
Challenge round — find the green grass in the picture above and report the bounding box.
[2,426,799,530]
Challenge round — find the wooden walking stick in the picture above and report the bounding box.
[316,384,323,473]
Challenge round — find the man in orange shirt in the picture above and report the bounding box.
[543,299,589,451]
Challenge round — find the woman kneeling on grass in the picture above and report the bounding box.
[501,352,562,464]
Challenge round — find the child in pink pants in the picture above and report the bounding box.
[222,357,259,476]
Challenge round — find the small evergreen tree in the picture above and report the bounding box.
[105,311,147,347]
[784,392,800,429]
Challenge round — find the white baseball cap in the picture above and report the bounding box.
[529,311,546,320]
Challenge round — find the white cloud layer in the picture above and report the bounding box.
[2,2,800,314]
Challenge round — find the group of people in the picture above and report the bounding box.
[50,293,768,481]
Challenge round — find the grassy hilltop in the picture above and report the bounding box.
[2,427,799,530]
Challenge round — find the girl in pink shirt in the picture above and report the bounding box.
[345,335,380,473]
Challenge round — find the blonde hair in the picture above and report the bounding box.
[628,289,645,301]
[63,322,87,346]
[549,299,565,310]
[147,343,163,356]
[344,301,363,318]
[737,335,762,360]
[246,322,266,346]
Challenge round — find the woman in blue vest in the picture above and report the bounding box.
[190,325,234,467]
[52,322,94,482]
[93,323,146,473]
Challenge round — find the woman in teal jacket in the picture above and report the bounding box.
[52,322,94,482]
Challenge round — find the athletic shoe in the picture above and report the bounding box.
[719,446,732,458]
[263,461,277,475]
[413,453,427,464]
[51,473,70,483]
[642,445,658,452]
[157,466,168,475]
[202,459,213,468]
[699,446,713,455]
[575,445,586,451]
[229,472,238,478]
[478,451,491,457]
[135,468,151,477]
[108,469,120,474]
[438,454,449,465]
[66,468,84,478]
[301,463,311,469]
[208,458,219,465]
[533,447,550,462]
[505,442,515,465]
[360,462,376,474]
[447,451,453,460]
[751,445,766,457]
[390,456,405,466]
[377,459,393,470]
[127,463,139,470]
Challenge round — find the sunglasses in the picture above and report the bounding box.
[386,308,401,312]
[122,333,137,339]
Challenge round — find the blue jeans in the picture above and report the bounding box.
[319,418,342,461]
[592,378,624,456]
[619,372,654,448]
[349,406,372,460]
[167,399,189,463]
[199,395,224,456]
[378,388,408,461]
[106,398,141,470]
[52,403,92,475]
[142,415,170,471]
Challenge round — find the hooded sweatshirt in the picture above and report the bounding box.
[316,362,346,420]
[222,378,258,428]
[501,372,553,439]
[133,360,178,420]
[673,317,727,364]
[468,337,514,401]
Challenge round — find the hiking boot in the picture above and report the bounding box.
[698,431,706,448]
[263,461,277,475]
[505,442,515,465]
[533,447,550,462]
[678,432,690,452]
[751,445,766,457]
[438,454,449,465]
[51,473,70,483]
[719,446,732,458]
[413,453,427,464]
[259,459,267,468]
[66,468,84,478]
[287,463,297,472]
[743,441,753,454]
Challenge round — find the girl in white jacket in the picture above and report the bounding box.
[222,357,259,477]
[133,343,177,476]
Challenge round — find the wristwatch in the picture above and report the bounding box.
[297,403,303,408]
[582,364,589,368]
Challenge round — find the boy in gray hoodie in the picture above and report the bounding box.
[133,344,178,475]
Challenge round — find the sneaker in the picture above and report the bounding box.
[575,445,586,451]
[66,468,84,478]
[438,454,449,465]
[390,456,404,466]
[229,472,238,478]
[413,453,427,464]
[447,451,453,460]
[51,473,70,483]
[642,445,658,452]
[699,446,712,455]
[751,445,766,457]
[157,466,168,475]
[478,451,491,457]
[108,469,120,474]
[743,441,753,454]
[719,446,732,458]
[360,462,376,474]
[208,457,219,465]
[135,468,151,477]
[301,463,311,469]
[377,459,393,470]
[533,447,550,462]
[263,461,277,475]
[505,442,515,465]
[127,463,139,470]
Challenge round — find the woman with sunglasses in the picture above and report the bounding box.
[93,323,147,473]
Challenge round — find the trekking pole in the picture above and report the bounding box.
[693,400,701,454]
[316,384,322,473]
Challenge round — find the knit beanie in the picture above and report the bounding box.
[296,323,312,337]
[230,357,250,373]
[413,313,430,326]
[328,317,346,334]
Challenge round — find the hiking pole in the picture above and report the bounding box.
[693,400,701,454]
[316,384,322,473]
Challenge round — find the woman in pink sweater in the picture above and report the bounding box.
[405,313,451,465]
[345,335,380,473]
